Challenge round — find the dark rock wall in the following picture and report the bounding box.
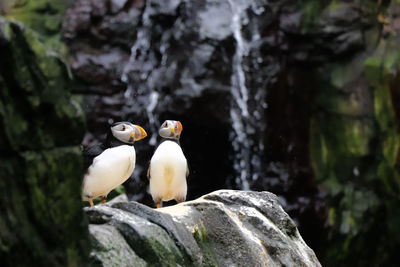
[0,1,89,265]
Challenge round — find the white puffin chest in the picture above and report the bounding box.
[149,141,187,201]
[82,145,136,200]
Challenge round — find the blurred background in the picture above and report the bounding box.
[1,0,399,266]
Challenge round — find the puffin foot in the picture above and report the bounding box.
[156,203,161,209]
[89,199,94,206]
[100,196,107,204]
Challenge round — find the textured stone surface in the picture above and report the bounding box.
[86,190,321,267]
[0,17,88,266]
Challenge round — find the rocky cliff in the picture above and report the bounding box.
[0,16,88,266]
[1,0,400,266]
[86,190,321,267]
[0,1,323,266]
[63,0,400,266]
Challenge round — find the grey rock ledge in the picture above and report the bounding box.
[85,190,321,267]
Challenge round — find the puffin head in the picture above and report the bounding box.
[159,120,183,140]
[110,121,147,144]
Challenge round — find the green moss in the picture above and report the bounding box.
[310,2,400,264]
[0,19,85,151]
[145,237,189,266]
[116,219,192,267]
[297,0,322,33]
[328,208,336,227]
[327,0,341,12]
[363,39,400,195]
[6,0,71,48]
[0,17,88,266]
[192,222,218,267]
[1,149,89,266]
[310,115,374,181]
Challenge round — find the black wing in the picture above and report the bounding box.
[82,144,105,171]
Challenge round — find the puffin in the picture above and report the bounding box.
[147,120,189,208]
[82,121,147,206]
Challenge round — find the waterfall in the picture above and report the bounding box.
[228,0,265,190]
[121,0,161,147]
[119,0,267,192]
[228,0,251,190]
[121,0,151,94]
[146,91,160,146]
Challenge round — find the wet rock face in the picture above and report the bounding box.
[0,17,88,266]
[86,190,321,267]
[63,0,322,213]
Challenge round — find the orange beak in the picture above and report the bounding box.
[176,121,183,134]
[130,125,147,141]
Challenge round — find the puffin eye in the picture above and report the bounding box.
[116,124,126,131]
[163,122,168,128]
[113,124,123,131]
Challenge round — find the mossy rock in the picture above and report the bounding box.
[0,17,88,266]
[309,1,400,266]
[5,0,73,48]
[0,17,85,152]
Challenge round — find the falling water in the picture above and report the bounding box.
[146,91,160,146]
[228,0,266,190]
[229,2,249,118]
[120,0,267,191]
[228,0,251,190]
[121,0,151,92]
[121,0,161,147]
